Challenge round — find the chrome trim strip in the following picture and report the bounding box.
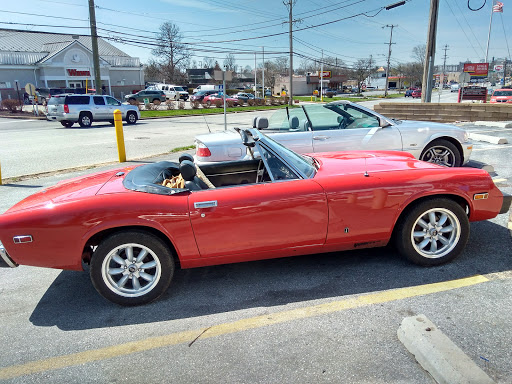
[194,201,218,209]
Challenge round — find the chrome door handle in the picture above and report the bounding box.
[194,201,218,209]
[313,136,330,140]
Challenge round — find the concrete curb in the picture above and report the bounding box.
[398,315,495,384]
[464,160,495,173]
[468,133,508,145]
[508,210,512,237]
[472,121,512,128]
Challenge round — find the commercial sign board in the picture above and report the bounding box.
[318,71,332,78]
[463,63,489,77]
[67,69,91,76]
[494,65,504,72]
[458,86,487,103]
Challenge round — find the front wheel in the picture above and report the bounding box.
[61,121,74,128]
[152,99,161,105]
[420,139,462,167]
[90,231,175,306]
[395,198,469,266]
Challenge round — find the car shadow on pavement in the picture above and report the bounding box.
[29,220,512,331]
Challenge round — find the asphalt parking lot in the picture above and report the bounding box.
[0,117,511,383]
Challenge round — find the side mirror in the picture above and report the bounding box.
[379,117,392,128]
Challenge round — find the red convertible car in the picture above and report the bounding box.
[0,129,510,306]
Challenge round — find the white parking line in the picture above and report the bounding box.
[0,119,38,124]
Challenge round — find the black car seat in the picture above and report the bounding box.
[289,116,300,131]
[179,153,215,188]
[179,160,209,190]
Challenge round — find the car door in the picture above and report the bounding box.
[188,144,328,259]
[105,96,121,118]
[262,107,314,154]
[92,96,107,120]
[305,104,402,153]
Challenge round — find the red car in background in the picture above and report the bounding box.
[202,93,239,107]
[489,88,512,103]
[412,89,422,98]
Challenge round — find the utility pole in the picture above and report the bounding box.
[262,46,265,98]
[421,0,440,102]
[254,52,257,97]
[88,0,102,94]
[503,58,508,86]
[384,25,397,97]
[284,0,296,105]
[320,49,324,102]
[438,44,449,102]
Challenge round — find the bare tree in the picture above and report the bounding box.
[354,57,376,93]
[203,57,215,68]
[152,22,191,83]
[412,44,426,64]
[144,59,163,83]
[223,54,236,71]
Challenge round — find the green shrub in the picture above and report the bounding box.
[214,99,223,108]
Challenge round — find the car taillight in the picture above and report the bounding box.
[195,141,211,157]
[64,104,69,113]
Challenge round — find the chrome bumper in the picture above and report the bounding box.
[0,241,18,268]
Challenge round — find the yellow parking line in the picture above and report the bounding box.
[492,178,506,183]
[0,275,489,380]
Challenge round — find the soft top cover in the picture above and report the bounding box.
[123,161,188,195]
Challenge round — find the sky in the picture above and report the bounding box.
[1,0,511,71]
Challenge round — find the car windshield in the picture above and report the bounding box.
[174,87,184,91]
[493,90,512,96]
[255,130,316,178]
[265,107,308,132]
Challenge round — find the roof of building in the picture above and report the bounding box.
[0,28,129,57]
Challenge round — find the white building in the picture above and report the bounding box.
[0,29,144,100]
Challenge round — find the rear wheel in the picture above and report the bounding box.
[78,112,92,128]
[126,111,137,125]
[60,121,74,128]
[152,99,161,105]
[420,139,462,167]
[395,198,469,266]
[90,231,175,306]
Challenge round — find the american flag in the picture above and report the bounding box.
[493,1,504,12]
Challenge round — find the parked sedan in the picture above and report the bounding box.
[195,101,473,167]
[203,93,239,107]
[489,89,512,103]
[0,128,509,306]
[411,89,422,98]
[125,90,166,105]
[189,90,217,103]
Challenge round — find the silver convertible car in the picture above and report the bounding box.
[194,101,473,167]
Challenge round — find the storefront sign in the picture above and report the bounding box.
[458,86,487,103]
[463,63,489,77]
[318,71,332,79]
[67,69,91,76]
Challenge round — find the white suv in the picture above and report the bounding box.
[47,94,140,128]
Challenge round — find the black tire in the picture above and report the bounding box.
[126,111,137,125]
[206,101,211,107]
[395,198,469,266]
[78,112,93,128]
[152,99,161,105]
[61,121,74,128]
[420,139,462,167]
[90,230,175,306]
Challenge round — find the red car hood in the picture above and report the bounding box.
[5,167,132,214]
[313,151,438,176]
